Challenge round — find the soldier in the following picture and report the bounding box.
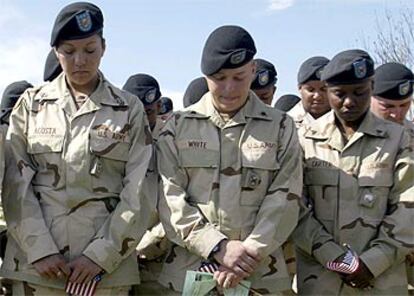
[122,73,171,294]
[0,2,153,295]
[183,76,208,108]
[158,97,174,122]
[251,58,278,105]
[288,56,330,128]
[369,62,414,292]
[0,81,33,235]
[157,25,302,294]
[43,49,62,82]
[0,81,33,294]
[123,74,164,141]
[274,94,301,112]
[370,62,414,133]
[293,49,414,295]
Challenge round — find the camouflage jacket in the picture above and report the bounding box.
[294,111,414,295]
[0,73,153,288]
[287,101,316,129]
[157,92,302,293]
[0,125,5,232]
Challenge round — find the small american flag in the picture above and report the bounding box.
[326,248,359,274]
[198,261,219,273]
[65,274,102,296]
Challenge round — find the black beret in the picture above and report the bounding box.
[201,25,257,76]
[274,94,301,112]
[1,81,33,110]
[50,2,104,46]
[43,49,62,82]
[321,49,374,85]
[297,56,329,84]
[122,74,162,106]
[373,62,414,100]
[183,77,209,108]
[251,58,278,90]
[159,97,173,115]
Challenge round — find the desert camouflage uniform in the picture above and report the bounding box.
[294,111,414,295]
[0,125,6,233]
[287,101,315,129]
[0,72,153,290]
[132,116,172,295]
[157,92,302,294]
[404,119,414,290]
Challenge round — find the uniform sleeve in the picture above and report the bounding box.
[157,116,227,259]
[291,127,345,266]
[136,222,169,260]
[83,103,153,274]
[292,206,345,265]
[3,93,60,263]
[0,126,7,232]
[359,130,414,278]
[242,114,302,256]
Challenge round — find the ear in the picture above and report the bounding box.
[53,47,59,59]
[101,38,106,56]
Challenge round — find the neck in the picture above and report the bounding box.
[67,73,100,98]
[335,112,366,137]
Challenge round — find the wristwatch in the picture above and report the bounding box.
[209,239,227,259]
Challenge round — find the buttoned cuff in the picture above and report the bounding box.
[26,233,60,264]
[360,247,392,278]
[187,225,227,259]
[83,239,128,274]
[313,241,345,266]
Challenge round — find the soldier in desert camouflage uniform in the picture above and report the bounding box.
[288,56,330,129]
[0,2,153,295]
[0,81,33,238]
[122,74,172,295]
[157,25,302,295]
[369,62,414,292]
[294,49,414,295]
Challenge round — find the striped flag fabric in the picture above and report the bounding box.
[326,248,359,274]
[198,261,219,273]
[65,274,102,296]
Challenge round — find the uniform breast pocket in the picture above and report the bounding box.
[358,169,393,223]
[179,148,218,204]
[304,168,339,221]
[240,154,279,207]
[89,134,130,194]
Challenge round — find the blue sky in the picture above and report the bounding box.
[0,0,411,109]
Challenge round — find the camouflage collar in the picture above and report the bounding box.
[244,92,272,121]
[185,91,272,122]
[35,71,128,107]
[305,111,388,139]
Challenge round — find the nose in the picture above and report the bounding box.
[313,91,323,101]
[74,52,87,67]
[342,96,355,108]
[223,80,236,94]
[390,108,405,122]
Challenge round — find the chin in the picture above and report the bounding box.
[70,76,94,87]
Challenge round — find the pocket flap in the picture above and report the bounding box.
[179,149,218,168]
[305,168,339,185]
[358,169,393,187]
[27,136,64,154]
[90,136,130,162]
